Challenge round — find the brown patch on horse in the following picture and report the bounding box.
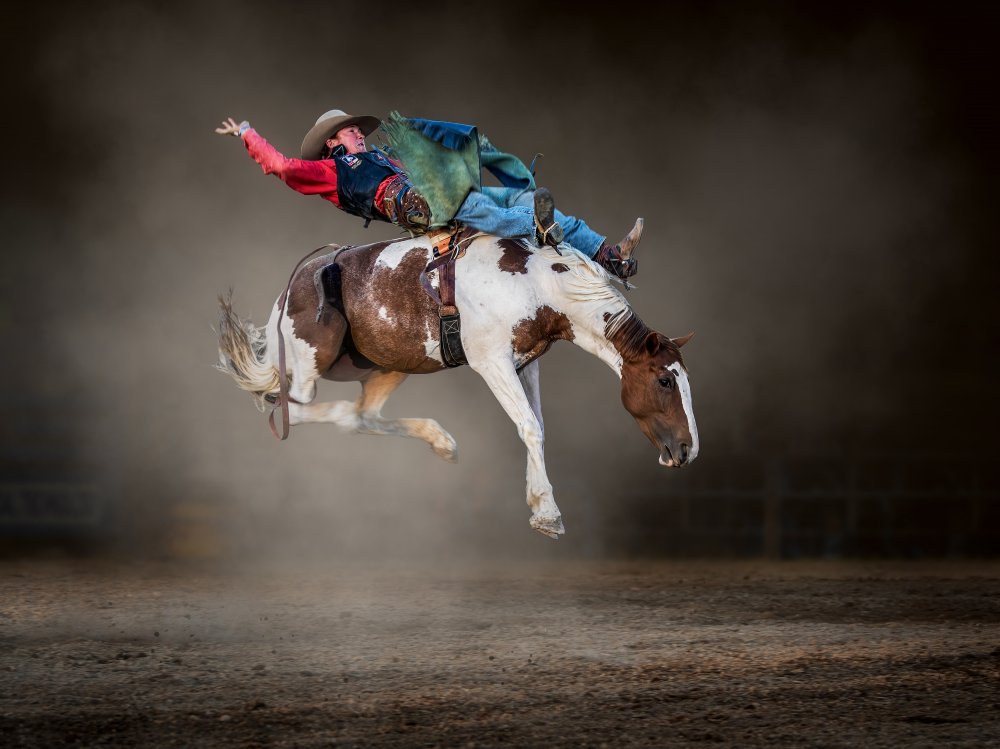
[551,263,570,273]
[282,239,404,379]
[511,305,575,367]
[497,239,531,275]
[337,240,447,374]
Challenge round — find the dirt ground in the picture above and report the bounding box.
[1,559,998,747]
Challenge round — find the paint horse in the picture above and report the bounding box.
[216,230,698,538]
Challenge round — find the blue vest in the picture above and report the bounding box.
[331,146,405,222]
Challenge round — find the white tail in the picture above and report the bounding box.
[215,292,279,410]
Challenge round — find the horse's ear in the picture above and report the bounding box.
[671,331,695,348]
[644,332,661,356]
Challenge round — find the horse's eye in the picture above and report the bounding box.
[658,376,673,390]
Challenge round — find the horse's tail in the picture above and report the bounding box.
[215,291,279,410]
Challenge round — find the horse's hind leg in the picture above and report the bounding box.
[270,291,347,406]
[279,304,364,429]
[285,369,456,461]
[288,399,362,430]
[355,371,458,462]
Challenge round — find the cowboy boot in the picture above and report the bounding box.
[595,217,643,279]
[533,188,565,248]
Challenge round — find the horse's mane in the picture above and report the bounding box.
[604,307,683,364]
[530,241,626,307]
[525,243,680,364]
[604,308,653,362]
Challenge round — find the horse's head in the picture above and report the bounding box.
[620,331,699,467]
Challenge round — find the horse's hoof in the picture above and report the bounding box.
[530,514,565,539]
[432,436,458,463]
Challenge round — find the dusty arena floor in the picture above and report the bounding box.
[1,559,998,747]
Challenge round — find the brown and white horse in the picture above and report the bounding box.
[217,234,698,538]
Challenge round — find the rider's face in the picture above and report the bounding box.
[326,125,367,155]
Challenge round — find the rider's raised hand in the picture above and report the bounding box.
[215,117,249,137]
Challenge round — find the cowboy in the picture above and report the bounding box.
[215,110,639,279]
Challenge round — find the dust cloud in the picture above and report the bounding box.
[3,1,996,562]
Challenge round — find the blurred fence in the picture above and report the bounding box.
[603,454,1000,558]
[2,430,998,558]
[0,481,105,535]
[0,402,113,551]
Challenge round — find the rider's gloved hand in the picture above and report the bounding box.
[401,189,430,232]
[215,117,250,137]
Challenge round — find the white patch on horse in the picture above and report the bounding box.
[422,320,442,363]
[525,246,630,376]
[668,362,699,460]
[375,242,424,271]
[266,300,320,404]
[455,240,626,378]
[378,306,393,323]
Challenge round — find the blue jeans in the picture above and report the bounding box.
[453,186,605,258]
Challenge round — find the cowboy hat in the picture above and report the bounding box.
[299,109,381,159]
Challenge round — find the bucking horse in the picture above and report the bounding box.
[216,230,698,538]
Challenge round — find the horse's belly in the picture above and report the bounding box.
[324,350,375,382]
[350,313,446,374]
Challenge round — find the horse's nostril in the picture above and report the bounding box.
[680,443,689,464]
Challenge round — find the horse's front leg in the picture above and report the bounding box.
[518,359,543,438]
[473,359,564,538]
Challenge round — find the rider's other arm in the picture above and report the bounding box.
[241,129,343,204]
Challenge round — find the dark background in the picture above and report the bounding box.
[2,0,997,561]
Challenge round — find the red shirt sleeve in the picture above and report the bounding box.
[242,129,341,207]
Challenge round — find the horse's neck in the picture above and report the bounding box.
[562,292,631,379]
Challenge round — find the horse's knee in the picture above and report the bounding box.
[517,420,544,450]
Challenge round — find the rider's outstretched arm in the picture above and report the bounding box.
[214,116,342,200]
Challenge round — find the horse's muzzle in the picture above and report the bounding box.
[658,442,691,467]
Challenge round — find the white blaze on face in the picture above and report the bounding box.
[378,306,393,323]
[668,363,699,461]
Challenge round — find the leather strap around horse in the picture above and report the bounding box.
[419,227,481,308]
[268,242,345,441]
[418,228,481,367]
